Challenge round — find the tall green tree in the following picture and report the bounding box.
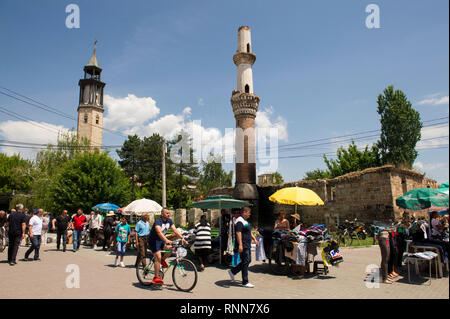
[51,152,131,214]
[376,85,422,168]
[197,153,233,196]
[0,153,32,194]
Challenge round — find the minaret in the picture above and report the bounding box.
[77,40,105,150]
[231,26,259,202]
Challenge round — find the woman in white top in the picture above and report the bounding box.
[41,212,50,246]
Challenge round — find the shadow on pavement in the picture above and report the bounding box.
[214,279,243,288]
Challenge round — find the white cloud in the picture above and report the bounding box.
[417,95,449,106]
[103,94,160,130]
[255,106,288,142]
[0,120,71,158]
[417,124,449,149]
[413,161,446,172]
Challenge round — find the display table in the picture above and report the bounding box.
[284,241,321,273]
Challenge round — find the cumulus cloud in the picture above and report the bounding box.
[417,124,449,149]
[417,95,449,106]
[255,106,288,142]
[0,120,71,158]
[103,94,160,130]
[413,161,446,172]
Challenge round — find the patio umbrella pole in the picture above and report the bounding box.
[219,202,222,266]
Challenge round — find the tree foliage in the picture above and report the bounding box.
[197,153,233,196]
[51,152,131,214]
[376,85,422,168]
[0,153,32,194]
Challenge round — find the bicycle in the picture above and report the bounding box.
[136,240,198,292]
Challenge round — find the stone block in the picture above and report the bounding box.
[188,208,203,228]
[175,209,187,227]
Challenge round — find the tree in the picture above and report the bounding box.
[197,153,233,196]
[323,141,382,178]
[303,141,382,179]
[376,85,422,168]
[50,152,131,214]
[29,131,91,212]
[303,168,331,180]
[0,153,32,194]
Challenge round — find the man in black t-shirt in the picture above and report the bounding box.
[52,209,71,252]
[227,206,258,288]
[6,204,27,265]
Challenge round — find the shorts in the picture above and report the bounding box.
[149,239,165,253]
[90,228,98,240]
[116,242,127,256]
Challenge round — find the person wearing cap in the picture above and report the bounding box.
[102,211,116,251]
[290,214,303,232]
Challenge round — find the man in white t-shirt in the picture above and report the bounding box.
[88,209,103,249]
[24,209,44,261]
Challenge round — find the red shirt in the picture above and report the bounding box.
[72,215,87,231]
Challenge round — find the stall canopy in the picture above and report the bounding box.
[92,203,120,213]
[269,187,325,217]
[396,188,449,211]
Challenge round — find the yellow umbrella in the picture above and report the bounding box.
[269,186,324,215]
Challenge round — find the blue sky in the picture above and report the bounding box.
[0,0,448,183]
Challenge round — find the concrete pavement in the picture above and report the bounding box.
[0,235,448,299]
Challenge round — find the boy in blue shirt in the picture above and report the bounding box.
[114,216,131,268]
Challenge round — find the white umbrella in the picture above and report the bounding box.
[122,198,162,216]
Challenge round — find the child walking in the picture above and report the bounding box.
[114,216,131,268]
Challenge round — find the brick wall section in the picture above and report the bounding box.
[208,165,438,230]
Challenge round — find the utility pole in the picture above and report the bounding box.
[161,137,166,208]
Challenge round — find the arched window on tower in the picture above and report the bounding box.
[96,115,99,125]
[84,114,88,124]
[247,43,250,53]
[245,84,250,93]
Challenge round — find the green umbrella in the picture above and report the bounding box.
[396,188,449,210]
[190,195,252,264]
[439,182,449,189]
[190,195,251,210]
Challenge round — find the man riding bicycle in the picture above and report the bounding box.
[148,208,188,285]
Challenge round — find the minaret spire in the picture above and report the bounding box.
[231,26,259,204]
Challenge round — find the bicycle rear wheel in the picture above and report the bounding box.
[172,258,198,292]
[136,256,164,286]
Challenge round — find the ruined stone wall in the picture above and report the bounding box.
[207,165,438,230]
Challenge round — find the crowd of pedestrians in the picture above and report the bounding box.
[2,203,258,289]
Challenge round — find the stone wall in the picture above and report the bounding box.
[209,165,438,230]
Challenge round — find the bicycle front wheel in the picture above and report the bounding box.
[172,258,198,292]
[136,256,164,286]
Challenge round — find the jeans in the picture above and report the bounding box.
[57,231,68,250]
[230,248,251,285]
[25,235,41,260]
[73,230,83,250]
[8,234,22,263]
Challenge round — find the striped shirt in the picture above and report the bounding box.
[193,222,211,250]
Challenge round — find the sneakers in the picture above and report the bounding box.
[114,257,119,267]
[120,262,125,268]
[152,277,164,285]
[93,245,97,249]
[227,269,235,282]
[161,259,169,268]
[242,282,254,288]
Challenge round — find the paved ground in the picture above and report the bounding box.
[0,235,448,299]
